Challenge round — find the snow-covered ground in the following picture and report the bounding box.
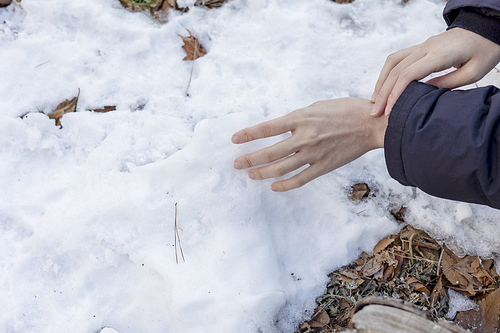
[1,0,500,332]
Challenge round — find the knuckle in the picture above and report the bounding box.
[243,156,253,168]
[425,35,438,45]
[242,132,254,142]
[398,68,411,80]
[292,177,307,189]
[252,169,262,179]
[386,52,399,65]
[259,124,272,138]
[264,149,275,162]
[275,165,288,177]
[388,64,402,78]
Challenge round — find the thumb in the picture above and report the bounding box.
[426,65,479,89]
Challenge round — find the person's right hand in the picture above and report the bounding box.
[370,27,500,117]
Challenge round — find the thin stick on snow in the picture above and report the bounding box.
[174,203,185,263]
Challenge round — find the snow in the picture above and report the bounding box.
[1,0,500,332]
[446,288,479,320]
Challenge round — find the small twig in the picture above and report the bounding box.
[35,60,51,68]
[436,247,444,277]
[174,203,185,263]
[388,249,438,264]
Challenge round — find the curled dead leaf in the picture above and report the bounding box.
[178,29,207,61]
[373,237,394,254]
[48,89,80,128]
[391,206,406,223]
[350,183,370,200]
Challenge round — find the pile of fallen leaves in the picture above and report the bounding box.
[119,0,226,22]
[298,184,500,333]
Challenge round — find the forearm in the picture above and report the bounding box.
[385,81,500,209]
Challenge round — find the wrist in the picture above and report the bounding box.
[357,98,388,150]
[373,110,388,149]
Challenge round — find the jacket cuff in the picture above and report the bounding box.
[384,81,439,186]
[447,8,500,46]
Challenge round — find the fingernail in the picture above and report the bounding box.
[231,135,240,144]
[271,185,278,192]
[370,91,376,102]
[234,161,242,169]
[370,105,377,115]
[248,171,255,180]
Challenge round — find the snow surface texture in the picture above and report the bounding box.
[446,288,479,320]
[1,0,500,332]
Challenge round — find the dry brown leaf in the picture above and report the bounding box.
[430,275,446,306]
[90,106,116,113]
[405,277,430,294]
[48,89,80,128]
[391,206,406,223]
[339,298,350,310]
[470,257,495,286]
[350,183,370,200]
[194,0,225,8]
[382,265,394,282]
[337,269,360,281]
[455,288,500,333]
[362,258,383,277]
[309,307,330,328]
[373,237,394,254]
[441,250,469,289]
[178,29,206,61]
[0,0,12,7]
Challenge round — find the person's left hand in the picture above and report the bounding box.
[232,98,388,191]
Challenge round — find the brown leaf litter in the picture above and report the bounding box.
[119,0,187,23]
[297,184,500,333]
[194,0,226,8]
[119,0,227,22]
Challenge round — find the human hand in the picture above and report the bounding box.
[232,98,388,191]
[371,28,500,117]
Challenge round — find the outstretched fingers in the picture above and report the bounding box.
[233,138,297,170]
[248,151,307,180]
[231,115,292,144]
[270,164,323,192]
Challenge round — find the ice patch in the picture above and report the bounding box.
[445,288,479,319]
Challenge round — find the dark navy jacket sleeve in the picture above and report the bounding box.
[444,0,500,45]
[384,81,500,209]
